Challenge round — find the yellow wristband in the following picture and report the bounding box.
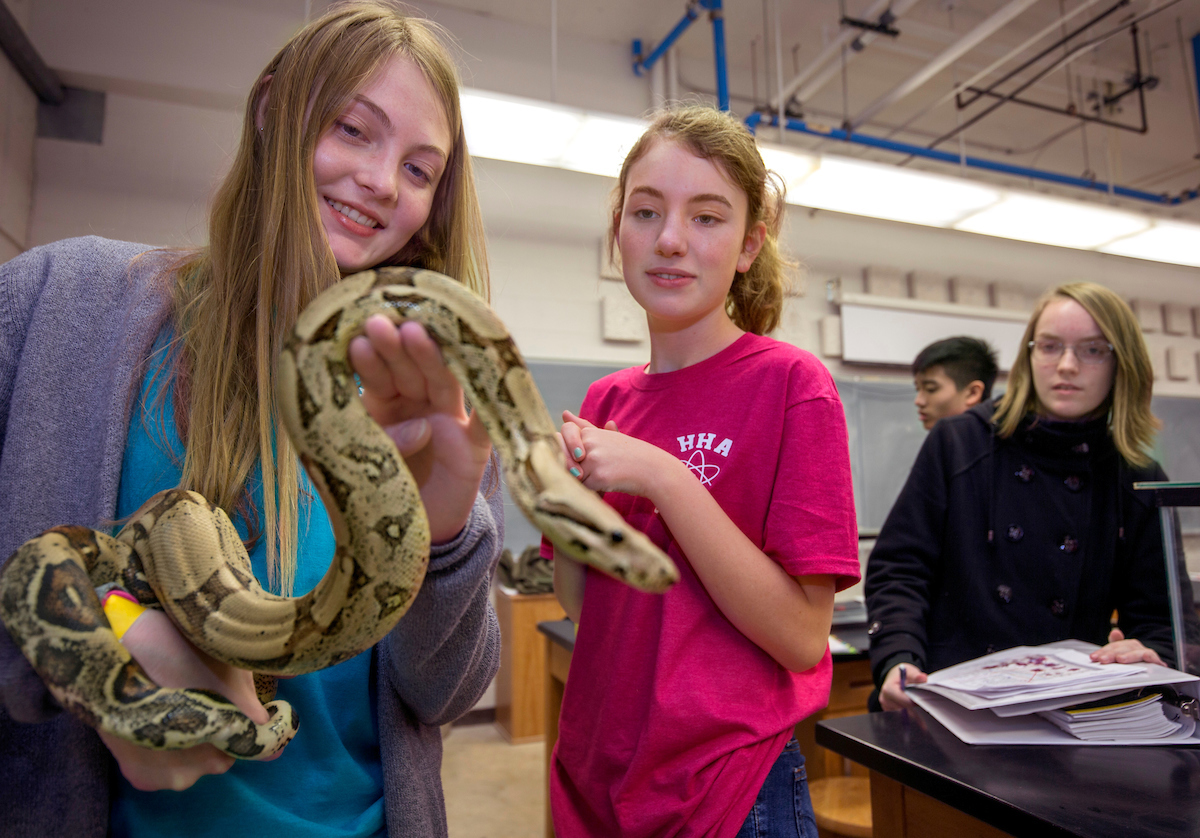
[101,591,146,641]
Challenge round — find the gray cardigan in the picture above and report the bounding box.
[0,237,502,836]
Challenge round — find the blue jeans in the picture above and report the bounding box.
[735,737,818,838]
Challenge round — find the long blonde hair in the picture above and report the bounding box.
[609,105,793,335]
[170,0,488,594]
[993,282,1158,467]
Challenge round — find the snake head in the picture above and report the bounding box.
[524,442,678,594]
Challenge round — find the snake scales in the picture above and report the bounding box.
[0,266,678,760]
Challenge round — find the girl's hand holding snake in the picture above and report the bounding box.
[561,410,676,500]
[98,609,276,791]
[350,315,492,543]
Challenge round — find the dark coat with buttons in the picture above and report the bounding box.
[864,401,1180,688]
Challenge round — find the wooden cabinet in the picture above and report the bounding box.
[795,657,874,780]
[494,588,565,743]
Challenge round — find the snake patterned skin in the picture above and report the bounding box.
[0,266,678,759]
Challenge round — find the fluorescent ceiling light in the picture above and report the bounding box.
[462,90,584,168]
[789,155,1002,227]
[560,114,648,178]
[462,89,645,177]
[1098,220,1200,268]
[757,144,819,192]
[954,193,1151,249]
[456,88,1200,268]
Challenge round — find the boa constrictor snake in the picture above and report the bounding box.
[0,266,678,761]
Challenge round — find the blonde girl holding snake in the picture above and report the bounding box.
[547,106,861,838]
[0,3,500,836]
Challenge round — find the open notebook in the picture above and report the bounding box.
[906,640,1200,746]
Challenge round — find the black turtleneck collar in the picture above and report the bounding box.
[1015,412,1113,460]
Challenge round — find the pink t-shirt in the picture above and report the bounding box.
[547,333,860,838]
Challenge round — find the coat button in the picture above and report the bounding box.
[867,621,881,636]
[1072,442,1089,454]
[1006,525,1024,542]
[997,585,1013,603]
[1060,536,1079,554]
[1051,598,1067,617]
[1064,475,1082,491]
[1015,465,1035,482]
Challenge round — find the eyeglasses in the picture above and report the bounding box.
[1027,339,1114,365]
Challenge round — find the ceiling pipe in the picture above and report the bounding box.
[922,1,1183,155]
[1192,32,1200,145]
[768,0,891,112]
[0,1,64,104]
[744,111,1200,205]
[772,0,785,142]
[786,0,926,111]
[881,0,1108,140]
[850,0,1042,131]
[632,0,729,110]
[549,0,558,102]
[709,0,729,110]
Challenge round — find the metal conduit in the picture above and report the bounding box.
[744,111,1200,205]
[767,0,895,111]
[851,0,1042,130]
[0,1,63,104]
[788,0,926,110]
[633,0,729,110]
[881,0,1109,140]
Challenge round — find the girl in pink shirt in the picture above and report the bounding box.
[548,106,861,837]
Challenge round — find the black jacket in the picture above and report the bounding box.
[865,402,1182,688]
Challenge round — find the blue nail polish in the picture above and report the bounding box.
[569,467,582,478]
[573,447,584,460]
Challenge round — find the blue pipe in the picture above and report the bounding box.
[633,3,699,77]
[744,112,1200,206]
[1193,33,1200,133]
[707,0,730,111]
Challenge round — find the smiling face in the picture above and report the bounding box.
[312,54,452,273]
[1031,297,1116,422]
[615,139,765,338]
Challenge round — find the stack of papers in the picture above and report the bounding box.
[905,641,1200,747]
[927,647,1143,699]
[1039,692,1196,741]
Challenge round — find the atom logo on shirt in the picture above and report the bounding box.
[676,432,732,488]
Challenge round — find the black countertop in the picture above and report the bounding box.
[817,710,1200,838]
[538,618,576,652]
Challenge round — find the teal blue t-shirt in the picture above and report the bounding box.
[110,331,386,837]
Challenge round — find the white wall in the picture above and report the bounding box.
[0,0,36,262]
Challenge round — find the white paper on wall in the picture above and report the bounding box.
[598,238,622,281]
[863,266,907,298]
[1166,346,1196,382]
[840,304,1026,370]
[908,270,949,303]
[1131,299,1164,333]
[1164,303,1192,336]
[950,276,991,307]
[600,291,645,343]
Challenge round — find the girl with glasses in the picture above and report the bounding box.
[865,282,1194,710]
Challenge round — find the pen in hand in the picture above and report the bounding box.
[900,664,907,692]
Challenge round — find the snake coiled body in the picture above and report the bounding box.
[0,266,677,759]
